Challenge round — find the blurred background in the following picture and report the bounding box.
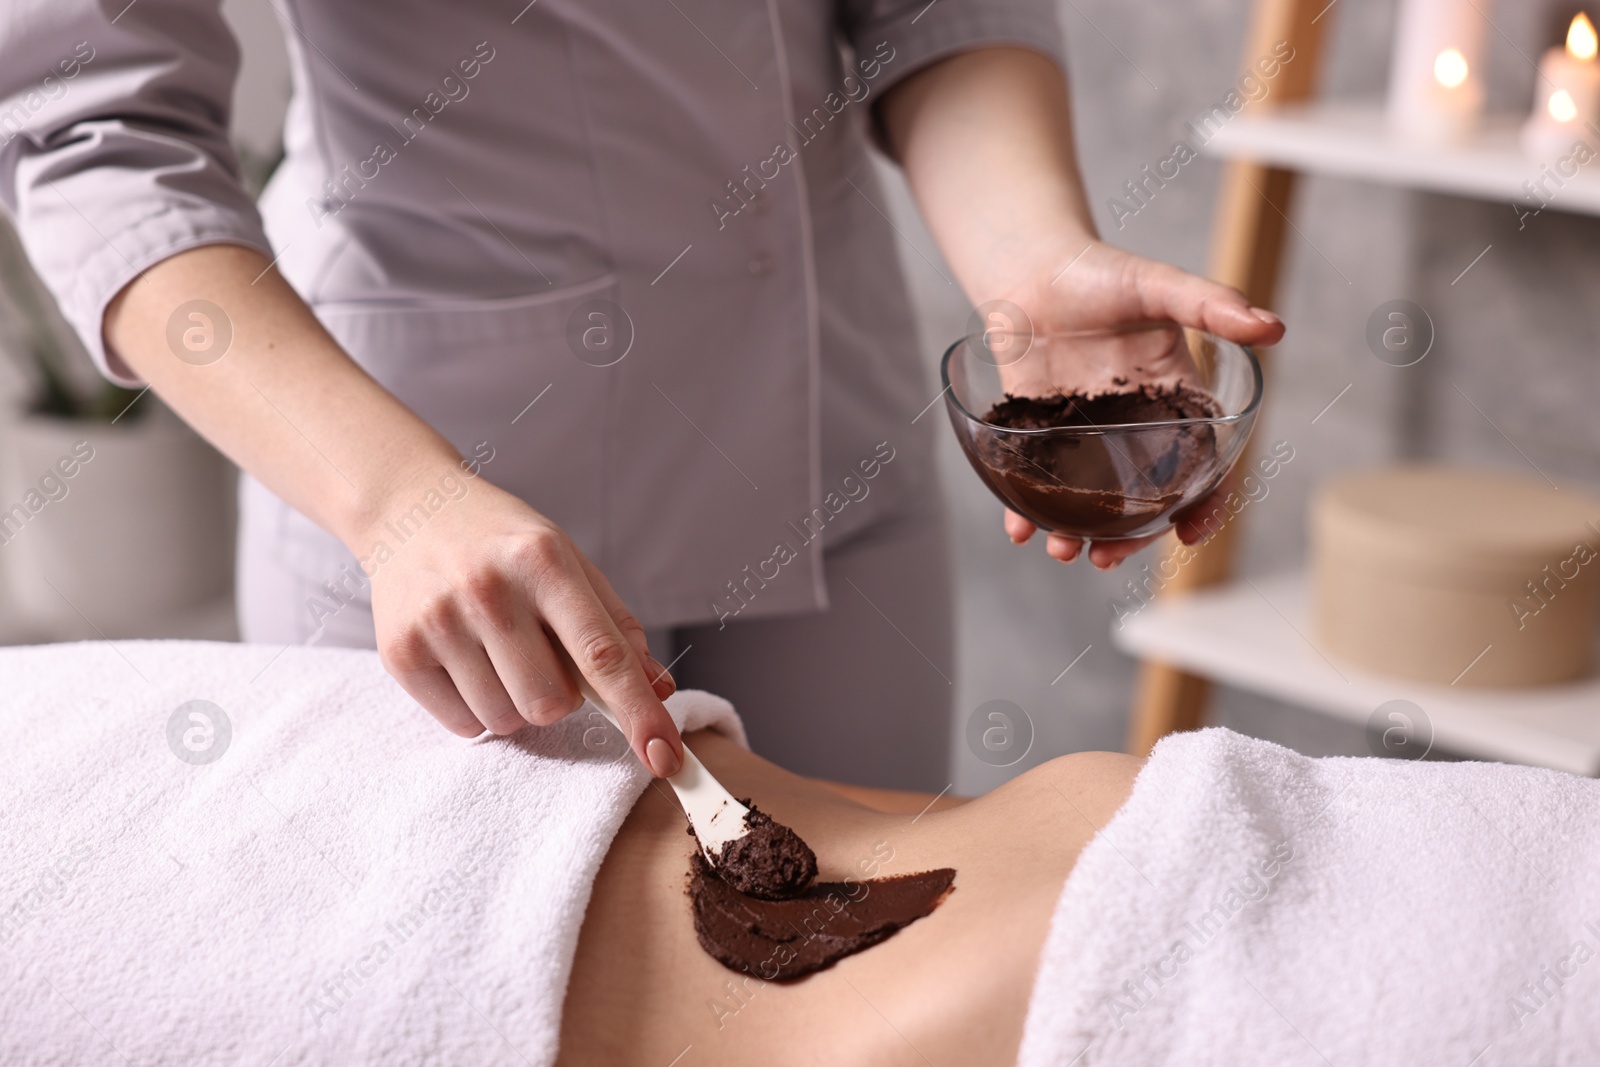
[2,0,1597,794]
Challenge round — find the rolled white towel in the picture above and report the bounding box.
[1018,727,1600,1066]
[0,640,744,1066]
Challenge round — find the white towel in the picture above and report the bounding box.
[1017,727,1600,1066]
[0,640,745,1066]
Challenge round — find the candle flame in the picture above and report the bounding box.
[1434,48,1470,88]
[1568,13,1598,61]
[1550,88,1580,122]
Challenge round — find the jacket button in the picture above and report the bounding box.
[746,253,774,277]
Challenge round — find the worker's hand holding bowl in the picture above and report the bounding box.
[968,238,1285,569]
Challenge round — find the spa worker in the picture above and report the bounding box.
[0,1,1283,790]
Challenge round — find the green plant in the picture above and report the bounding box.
[0,217,143,421]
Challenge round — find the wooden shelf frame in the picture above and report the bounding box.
[1124,1,1599,761]
[1126,0,1333,755]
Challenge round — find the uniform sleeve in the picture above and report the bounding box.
[838,0,1067,98]
[0,0,272,386]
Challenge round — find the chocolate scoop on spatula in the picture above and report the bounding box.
[574,677,818,899]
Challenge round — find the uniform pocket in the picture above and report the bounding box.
[306,273,623,563]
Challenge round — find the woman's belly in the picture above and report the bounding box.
[558,733,1141,1065]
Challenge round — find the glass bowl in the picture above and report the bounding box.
[941,323,1263,541]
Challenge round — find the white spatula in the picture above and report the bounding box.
[574,676,752,859]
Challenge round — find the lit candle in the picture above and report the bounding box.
[1387,0,1488,144]
[1522,14,1600,158]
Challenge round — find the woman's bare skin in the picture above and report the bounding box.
[559,731,1142,1066]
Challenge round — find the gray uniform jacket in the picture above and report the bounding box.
[0,0,1062,629]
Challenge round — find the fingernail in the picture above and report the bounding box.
[644,654,675,690]
[646,737,681,778]
[1248,306,1281,326]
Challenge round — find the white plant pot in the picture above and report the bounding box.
[0,402,235,639]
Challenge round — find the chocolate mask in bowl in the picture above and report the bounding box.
[941,324,1263,542]
[976,385,1224,540]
